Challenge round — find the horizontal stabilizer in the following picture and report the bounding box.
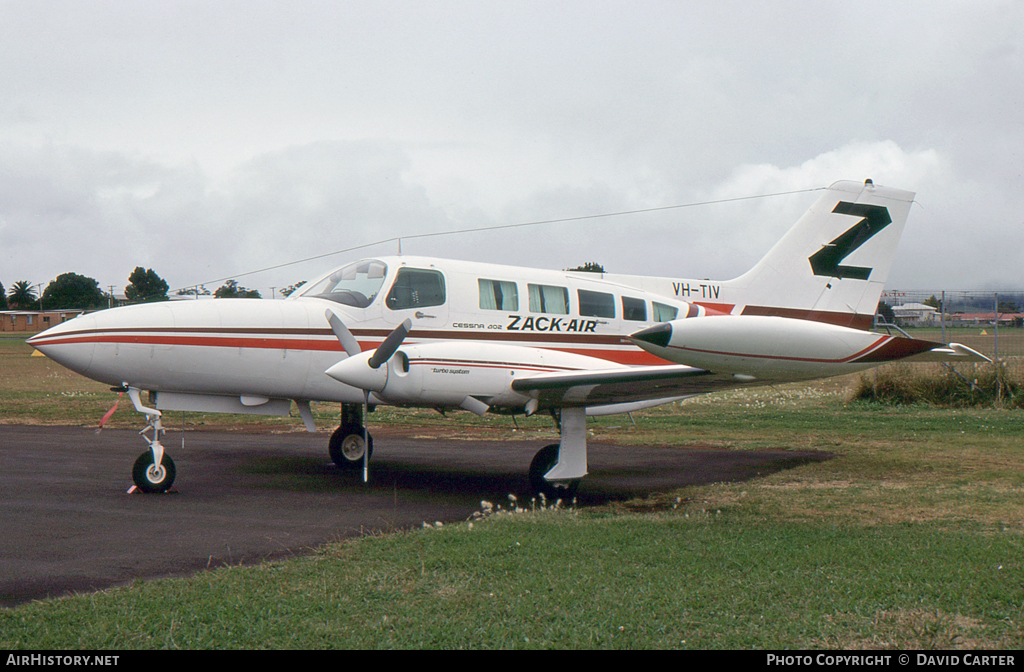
[903,342,991,363]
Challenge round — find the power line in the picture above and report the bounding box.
[172,185,826,294]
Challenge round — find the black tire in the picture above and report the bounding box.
[132,451,176,493]
[528,443,580,502]
[329,425,374,469]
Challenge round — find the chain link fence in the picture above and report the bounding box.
[877,290,1024,359]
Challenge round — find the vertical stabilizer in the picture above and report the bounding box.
[721,179,915,329]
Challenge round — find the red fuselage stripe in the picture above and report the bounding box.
[30,330,668,366]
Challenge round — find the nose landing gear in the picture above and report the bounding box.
[126,387,177,493]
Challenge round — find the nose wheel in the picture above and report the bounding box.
[132,451,177,493]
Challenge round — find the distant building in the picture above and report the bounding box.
[951,312,1024,327]
[1,310,85,332]
[891,302,939,325]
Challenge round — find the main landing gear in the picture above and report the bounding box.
[529,444,580,501]
[126,387,177,493]
[327,402,588,502]
[527,406,588,502]
[329,403,373,470]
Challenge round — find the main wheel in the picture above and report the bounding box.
[528,444,580,502]
[329,425,374,469]
[132,451,176,493]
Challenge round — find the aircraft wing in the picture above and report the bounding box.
[510,364,746,408]
[506,339,990,410]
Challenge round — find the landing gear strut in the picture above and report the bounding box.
[329,403,373,470]
[529,444,580,501]
[126,387,177,493]
[527,407,587,502]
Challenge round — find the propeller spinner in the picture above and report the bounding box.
[324,311,412,393]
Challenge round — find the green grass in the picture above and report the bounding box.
[2,333,1024,648]
[2,506,1020,649]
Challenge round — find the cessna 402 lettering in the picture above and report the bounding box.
[29,180,986,498]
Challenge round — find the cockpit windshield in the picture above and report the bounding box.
[298,260,388,308]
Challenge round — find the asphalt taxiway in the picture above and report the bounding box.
[0,425,829,607]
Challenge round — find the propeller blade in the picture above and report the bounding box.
[363,390,370,483]
[368,319,412,369]
[326,310,361,357]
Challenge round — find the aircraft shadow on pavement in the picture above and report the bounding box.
[242,442,833,507]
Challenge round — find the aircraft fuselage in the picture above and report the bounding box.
[28,255,709,409]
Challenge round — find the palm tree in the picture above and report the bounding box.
[8,281,38,309]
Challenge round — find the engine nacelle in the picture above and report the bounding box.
[630,315,941,380]
[326,341,626,408]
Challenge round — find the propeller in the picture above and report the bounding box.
[326,310,361,358]
[368,319,411,369]
[324,315,412,392]
[324,311,412,483]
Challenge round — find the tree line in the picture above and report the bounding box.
[1,269,278,311]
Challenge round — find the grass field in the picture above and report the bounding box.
[1,333,1023,648]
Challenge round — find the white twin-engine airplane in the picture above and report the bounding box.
[29,179,986,498]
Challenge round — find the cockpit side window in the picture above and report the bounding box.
[386,268,446,311]
[299,260,388,308]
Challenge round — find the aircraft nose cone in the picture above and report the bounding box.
[629,322,673,349]
[26,315,99,376]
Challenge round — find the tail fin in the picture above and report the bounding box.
[721,179,915,329]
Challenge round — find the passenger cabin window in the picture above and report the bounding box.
[478,279,519,311]
[652,301,679,322]
[386,268,446,310]
[578,289,615,318]
[300,260,388,308]
[622,296,647,321]
[528,284,569,314]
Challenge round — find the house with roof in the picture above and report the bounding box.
[1,310,85,332]
[891,302,939,326]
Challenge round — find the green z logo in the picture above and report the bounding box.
[808,202,892,280]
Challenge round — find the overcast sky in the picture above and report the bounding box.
[1,1,1021,299]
